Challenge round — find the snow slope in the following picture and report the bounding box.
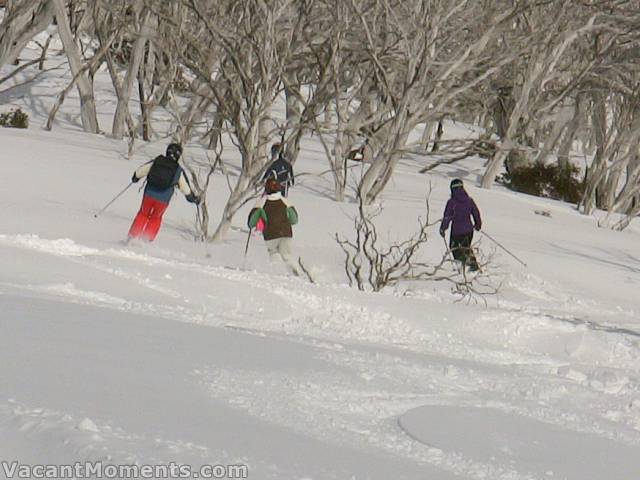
[1,37,640,480]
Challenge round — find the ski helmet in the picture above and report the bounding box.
[265,178,281,194]
[270,143,282,158]
[450,178,464,191]
[166,143,183,162]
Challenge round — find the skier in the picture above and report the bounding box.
[262,143,294,196]
[128,143,200,242]
[247,178,300,275]
[439,178,481,272]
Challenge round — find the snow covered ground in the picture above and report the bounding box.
[1,37,639,480]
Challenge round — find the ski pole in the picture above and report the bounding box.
[94,182,133,218]
[244,228,253,257]
[481,231,527,267]
[442,234,464,275]
[195,204,204,240]
[442,235,455,263]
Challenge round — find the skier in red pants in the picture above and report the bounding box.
[128,143,200,242]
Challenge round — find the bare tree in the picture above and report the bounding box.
[302,0,367,201]
[480,4,612,188]
[0,0,53,70]
[177,0,295,241]
[575,7,640,229]
[3,0,640,236]
[50,0,99,133]
[337,0,522,204]
[582,94,640,226]
[111,1,156,139]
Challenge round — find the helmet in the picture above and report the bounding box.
[270,143,282,158]
[166,143,182,162]
[450,178,464,191]
[265,178,281,194]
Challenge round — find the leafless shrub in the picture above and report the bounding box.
[450,244,501,305]
[336,188,498,299]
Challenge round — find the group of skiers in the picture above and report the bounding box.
[126,142,482,274]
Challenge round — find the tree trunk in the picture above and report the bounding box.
[0,1,53,69]
[333,122,347,202]
[207,109,224,151]
[420,121,436,153]
[51,0,99,133]
[430,119,444,153]
[138,36,156,141]
[580,92,607,215]
[359,116,412,205]
[112,6,153,139]
[179,75,218,141]
[210,121,267,242]
[38,34,52,70]
[210,172,251,242]
[556,103,582,171]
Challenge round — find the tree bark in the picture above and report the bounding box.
[112,5,154,139]
[0,0,53,69]
[51,0,99,133]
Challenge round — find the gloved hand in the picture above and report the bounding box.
[248,208,266,229]
[186,193,200,204]
[131,174,139,183]
[439,228,446,238]
[474,224,481,231]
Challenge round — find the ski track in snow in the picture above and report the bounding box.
[3,233,638,367]
[1,232,640,479]
[0,400,250,470]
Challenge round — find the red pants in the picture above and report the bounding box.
[128,195,169,241]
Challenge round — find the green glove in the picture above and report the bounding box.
[248,208,267,228]
[286,207,298,225]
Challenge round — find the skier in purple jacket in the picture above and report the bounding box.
[439,179,481,271]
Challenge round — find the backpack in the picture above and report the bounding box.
[147,155,179,190]
[268,158,292,184]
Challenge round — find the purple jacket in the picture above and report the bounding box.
[441,188,482,236]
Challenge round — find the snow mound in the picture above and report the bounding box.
[0,234,100,257]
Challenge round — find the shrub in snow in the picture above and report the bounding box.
[501,161,583,204]
[335,188,496,297]
[0,108,29,129]
[335,197,436,292]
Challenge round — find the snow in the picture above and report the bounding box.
[399,405,640,479]
[1,39,639,480]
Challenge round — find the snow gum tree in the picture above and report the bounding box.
[345,0,520,204]
[2,0,640,231]
[177,0,297,241]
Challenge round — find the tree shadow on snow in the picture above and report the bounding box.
[544,312,640,339]
[546,242,640,275]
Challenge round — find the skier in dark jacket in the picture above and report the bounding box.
[128,143,200,242]
[248,178,300,275]
[262,143,294,196]
[440,178,481,271]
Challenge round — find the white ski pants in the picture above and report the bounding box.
[265,237,299,274]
